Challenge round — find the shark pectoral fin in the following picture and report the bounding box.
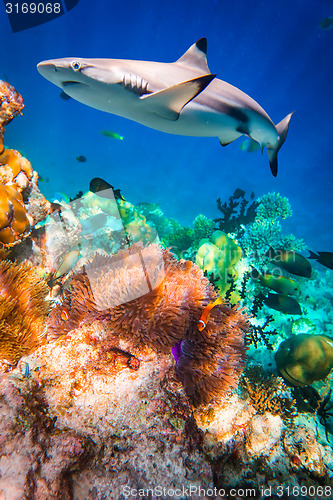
[140,74,216,121]
[218,130,242,147]
[219,138,234,147]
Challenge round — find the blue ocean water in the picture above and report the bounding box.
[1,0,332,250]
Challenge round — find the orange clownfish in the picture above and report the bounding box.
[60,309,69,321]
[197,296,223,331]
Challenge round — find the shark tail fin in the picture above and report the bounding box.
[267,111,294,176]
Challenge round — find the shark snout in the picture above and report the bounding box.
[37,60,78,88]
[37,62,60,82]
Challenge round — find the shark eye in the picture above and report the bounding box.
[71,61,82,71]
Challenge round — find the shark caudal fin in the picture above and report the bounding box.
[267,111,294,177]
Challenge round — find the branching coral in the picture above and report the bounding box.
[214,189,258,235]
[256,192,292,220]
[0,260,50,363]
[47,243,249,406]
[192,214,216,245]
[241,192,305,256]
[247,316,277,350]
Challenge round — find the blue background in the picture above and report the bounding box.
[1,0,332,249]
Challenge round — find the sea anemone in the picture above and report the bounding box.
[0,259,50,363]
[47,243,249,405]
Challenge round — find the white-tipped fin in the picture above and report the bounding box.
[140,73,216,120]
[175,38,210,73]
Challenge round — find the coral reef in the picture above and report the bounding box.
[47,243,249,406]
[0,260,50,363]
[0,305,332,497]
[0,81,51,252]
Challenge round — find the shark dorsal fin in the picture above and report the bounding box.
[176,38,210,73]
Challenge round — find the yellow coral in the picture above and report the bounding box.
[0,260,50,363]
[0,184,32,246]
[0,148,33,186]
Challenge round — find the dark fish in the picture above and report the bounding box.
[266,247,312,278]
[233,188,245,199]
[38,175,49,183]
[263,292,302,315]
[251,268,299,295]
[113,189,125,201]
[308,250,333,270]
[60,90,72,100]
[90,177,114,193]
[89,177,125,200]
[76,155,86,162]
[319,17,333,30]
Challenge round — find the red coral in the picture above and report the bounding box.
[47,244,248,405]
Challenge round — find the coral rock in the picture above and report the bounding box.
[0,80,24,152]
[245,413,283,456]
[0,82,51,252]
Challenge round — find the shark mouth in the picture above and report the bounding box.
[62,81,88,87]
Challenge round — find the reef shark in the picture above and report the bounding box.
[37,38,293,176]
